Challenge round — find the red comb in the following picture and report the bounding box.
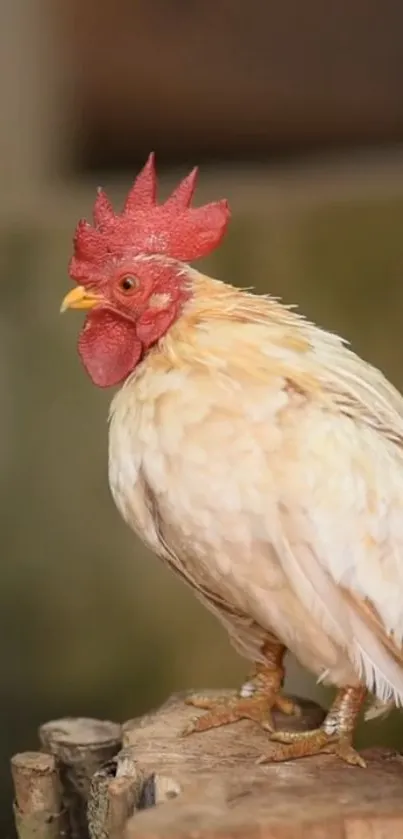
[69,153,230,284]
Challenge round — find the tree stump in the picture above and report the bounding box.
[39,717,121,839]
[10,692,403,838]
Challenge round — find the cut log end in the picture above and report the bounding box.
[39,717,121,757]
[11,752,59,813]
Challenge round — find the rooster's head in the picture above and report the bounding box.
[61,153,230,387]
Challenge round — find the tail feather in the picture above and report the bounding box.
[349,608,403,707]
[365,698,394,721]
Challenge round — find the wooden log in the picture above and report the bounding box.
[10,693,403,837]
[39,717,121,839]
[112,690,403,839]
[84,691,323,837]
[87,751,144,839]
[11,751,66,839]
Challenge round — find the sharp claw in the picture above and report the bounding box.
[273,696,301,717]
[182,706,239,735]
[259,719,275,733]
[322,742,367,768]
[182,717,206,736]
[350,754,366,769]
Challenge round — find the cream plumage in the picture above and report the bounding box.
[62,155,403,765]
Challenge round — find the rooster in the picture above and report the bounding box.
[61,154,403,767]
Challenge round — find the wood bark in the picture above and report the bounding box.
[11,751,67,839]
[39,717,121,839]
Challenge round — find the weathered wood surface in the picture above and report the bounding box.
[11,751,67,839]
[120,691,403,839]
[10,693,403,838]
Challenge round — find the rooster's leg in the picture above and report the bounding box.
[183,639,300,735]
[260,685,366,767]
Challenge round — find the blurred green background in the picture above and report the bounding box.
[1,2,403,836]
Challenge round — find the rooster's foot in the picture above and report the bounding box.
[259,685,367,767]
[183,655,300,736]
[260,728,366,767]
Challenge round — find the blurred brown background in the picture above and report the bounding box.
[1,1,403,835]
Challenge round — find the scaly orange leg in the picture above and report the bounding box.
[183,638,300,736]
[260,685,367,767]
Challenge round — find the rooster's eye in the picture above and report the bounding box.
[119,275,138,293]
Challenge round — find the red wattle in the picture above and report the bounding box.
[78,309,143,387]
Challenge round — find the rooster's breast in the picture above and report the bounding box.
[107,364,354,681]
[108,366,284,583]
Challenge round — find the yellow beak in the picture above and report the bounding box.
[60,285,103,313]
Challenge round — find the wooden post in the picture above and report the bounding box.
[39,717,121,839]
[87,752,143,839]
[119,691,403,839]
[10,694,403,838]
[11,751,67,839]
